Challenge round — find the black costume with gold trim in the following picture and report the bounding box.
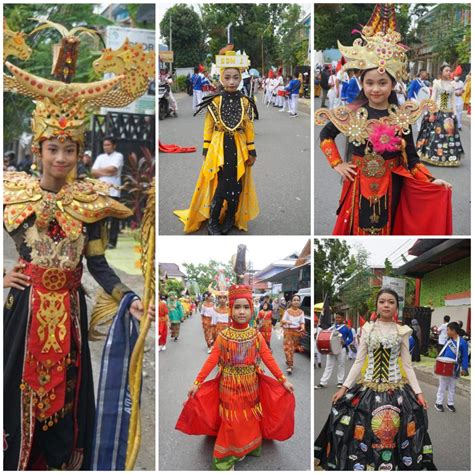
[3,172,133,470]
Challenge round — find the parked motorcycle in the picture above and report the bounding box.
[158,81,173,120]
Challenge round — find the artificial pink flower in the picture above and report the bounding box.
[369,123,401,154]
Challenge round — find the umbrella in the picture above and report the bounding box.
[249,68,260,77]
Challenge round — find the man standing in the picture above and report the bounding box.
[320,65,331,108]
[407,70,430,132]
[345,69,362,104]
[435,322,469,412]
[437,315,450,353]
[192,66,204,113]
[315,312,353,389]
[92,137,124,249]
[286,73,302,117]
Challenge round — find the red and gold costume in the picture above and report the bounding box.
[315,7,452,236]
[281,308,305,369]
[257,309,273,346]
[159,300,169,347]
[3,19,153,470]
[212,307,230,341]
[201,301,215,348]
[176,285,295,471]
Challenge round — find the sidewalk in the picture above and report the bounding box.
[413,355,471,398]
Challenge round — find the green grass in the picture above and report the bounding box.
[104,233,143,276]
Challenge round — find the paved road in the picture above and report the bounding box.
[3,232,156,471]
[313,97,471,235]
[314,356,471,470]
[159,311,312,470]
[159,92,311,235]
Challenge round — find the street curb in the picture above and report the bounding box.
[414,364,471,398]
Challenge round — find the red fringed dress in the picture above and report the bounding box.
[176,325,295,470]
[257,310,273,346]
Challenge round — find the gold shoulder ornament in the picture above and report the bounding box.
[314,99,438,146]
[4,171,132,240]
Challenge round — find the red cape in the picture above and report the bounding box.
[159,140,196,154]
[175,373,295,441]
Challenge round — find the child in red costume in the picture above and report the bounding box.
[176,284,295,470]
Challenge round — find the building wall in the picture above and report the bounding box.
[431,305,470,328]
[420,257,470,307]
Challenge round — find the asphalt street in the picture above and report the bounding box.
[314,356,471,470]
[3,232,156,471]
[314,96,471,235]
[159,92,311,235]
[159,310,312,470]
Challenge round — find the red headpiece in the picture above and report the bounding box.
[228,284,253,314]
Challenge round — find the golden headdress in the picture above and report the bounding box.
[3,18,155,154]
[338,4,408,81]
[216,45,249,76]
[208,269,230,298]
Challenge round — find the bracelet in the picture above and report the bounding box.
[278,375,287,383]
[193,380,200,386]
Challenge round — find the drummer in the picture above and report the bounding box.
[435,322,469,413]
[315,312,353,389]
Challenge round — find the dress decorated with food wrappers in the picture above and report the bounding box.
[417,79,464,167]
[176,325,295,470]
[3,172,133,470]
[316,101,452,235]
[315,321,435,471]
[174,91,259,233]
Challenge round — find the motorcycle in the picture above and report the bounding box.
[158,80,173,120]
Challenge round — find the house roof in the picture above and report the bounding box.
[396,239,470,278]
[159,263,186,278]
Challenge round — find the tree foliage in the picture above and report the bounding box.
[314,4,430,52]
[159,4,206,68]
[182,260,235,294]
[314,239,354,302]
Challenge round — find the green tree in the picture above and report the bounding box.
[417,4,471,66]
[183,260,235,294]
[338,245,373,316]
[164,279,185,297]
[160,4,206,68]
[314,239,354,302]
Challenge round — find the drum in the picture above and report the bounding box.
[277,90,285,97]
[316,330,342,355]
[434,357,456,376]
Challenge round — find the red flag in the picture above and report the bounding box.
[370,311,377,321]
[454,65,463,76]
[359,315,366,328]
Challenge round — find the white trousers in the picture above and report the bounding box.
[290,94,299,114]
[436,375,457,405]
[192,90,203,112]
[320,351,346,385]
[456,101,464,128]
[281,96,289,112]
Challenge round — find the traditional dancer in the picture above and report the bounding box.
[167,292,184,341]
[315,312,353,388]
[315,288,435,470]
[315,6,452,235]
[209,272,230,344]
[3,20,154,470]
[257,301,273,348]
[281,295,305,374]
[175,47,259,234]
[159,297,170,351]
[417,65,464,167]
[176,284,295,471]
[201,291,215,352]
[435,322,469,413]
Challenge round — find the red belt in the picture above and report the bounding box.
[21,259,82,291]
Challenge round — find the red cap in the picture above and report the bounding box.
[228,284,253,314]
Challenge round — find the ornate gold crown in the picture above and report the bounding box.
[338,25,408,81]
[3,19,155,153]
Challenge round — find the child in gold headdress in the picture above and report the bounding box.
[174,47,259,235]
[3,20,154,470]
[315,5,453,236]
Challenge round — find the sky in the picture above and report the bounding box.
[158,236,309,271]
[342,237,418,268]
